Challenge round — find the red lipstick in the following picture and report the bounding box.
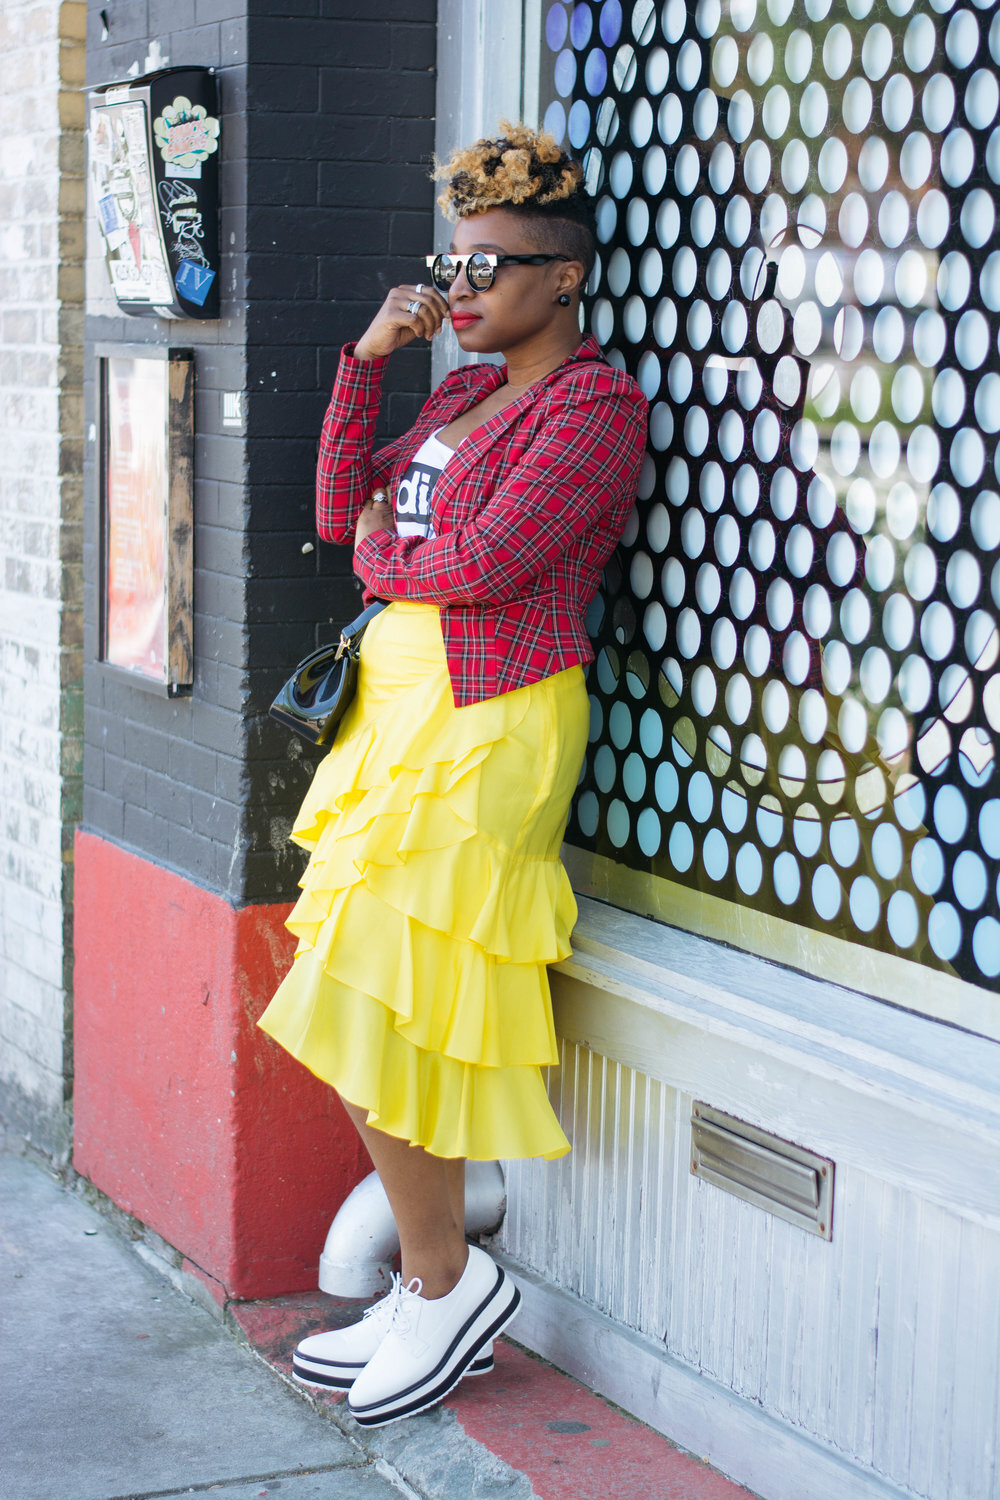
[450,313,481,329]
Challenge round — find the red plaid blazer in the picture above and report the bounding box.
[316,336,648,707]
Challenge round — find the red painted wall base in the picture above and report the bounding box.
[72,831,368,1299]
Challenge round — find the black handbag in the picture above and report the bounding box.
[269,601,387,745]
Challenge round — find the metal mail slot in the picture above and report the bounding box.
[691,1103,834,1241]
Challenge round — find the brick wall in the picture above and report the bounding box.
[81,0,438,907]
[0,0,85,1153]
[243,0,438,902]
[82,1,252,900]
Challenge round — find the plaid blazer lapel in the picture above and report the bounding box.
[433,349,602,523]
[431,391,539,526]
[384,363,501,476]
[390,342,607,526]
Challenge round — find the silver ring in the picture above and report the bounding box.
[414,282,425,295]
[406,299,421,315]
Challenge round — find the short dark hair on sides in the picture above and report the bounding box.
[506,197,598,280]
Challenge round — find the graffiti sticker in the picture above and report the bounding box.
[174,260,216,306]
[153,96,220,175]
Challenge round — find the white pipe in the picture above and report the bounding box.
[318,1159,508,1297]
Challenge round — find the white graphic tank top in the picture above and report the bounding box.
[394,430,455,539]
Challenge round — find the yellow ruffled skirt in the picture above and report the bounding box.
[258,601,589,1161]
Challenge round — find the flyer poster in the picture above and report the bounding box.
[104,357,169,680]
[90,101,174,305]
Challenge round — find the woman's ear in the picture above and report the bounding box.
[557,261,587,302]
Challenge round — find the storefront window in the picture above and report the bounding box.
[534,0,1000,1003]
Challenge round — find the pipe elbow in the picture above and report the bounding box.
[318,1160,508,1297]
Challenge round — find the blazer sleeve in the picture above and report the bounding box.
[315,345,420,545]
[352,372,648,606]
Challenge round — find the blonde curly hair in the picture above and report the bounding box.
[434,120,585,220]
[433,121,595,277]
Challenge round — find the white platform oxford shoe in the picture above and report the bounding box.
[292,1274,495,1391]
[346,1245,520,1426]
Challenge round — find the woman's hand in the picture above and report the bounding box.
[354,488,396,550]
[353,283,450,360]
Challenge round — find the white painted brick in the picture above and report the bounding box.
[0,759,62,818]
[0,800,65,863]
[1,675,62,731]
[1,722,63,779]
[1,821,65,888]
[0,432,61,477]
[0,1015,66,1109]
[1,913,66,994]
[5,388,60,431]
[0,962,67,1046]
[0,0,81,1122]
[0,881,62,944]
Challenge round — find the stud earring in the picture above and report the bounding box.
[558,293,571,306]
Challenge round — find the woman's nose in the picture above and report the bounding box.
[450,261,475,299]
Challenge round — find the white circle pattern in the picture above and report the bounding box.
[542,0,1000,988]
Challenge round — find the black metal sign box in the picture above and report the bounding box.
[88,66,220,320]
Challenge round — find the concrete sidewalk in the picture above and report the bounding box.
[0,1137,759,1500]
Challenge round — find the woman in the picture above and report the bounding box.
[258,123,647,1427]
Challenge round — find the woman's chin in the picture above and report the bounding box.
[452,321,488,344]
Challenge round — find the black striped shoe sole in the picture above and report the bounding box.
[348,1276,520,1427]
[292,1348,494,1391]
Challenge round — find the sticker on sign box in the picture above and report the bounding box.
[153,97,220,171]
[90,113,113,166]
[175,259,216,305]
[98,194,122,236]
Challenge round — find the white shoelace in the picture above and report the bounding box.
[363,1273,424,1340]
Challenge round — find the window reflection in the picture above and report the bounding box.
[540,0,1000,988]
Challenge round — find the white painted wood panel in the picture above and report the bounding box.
[494,903,1000,1500]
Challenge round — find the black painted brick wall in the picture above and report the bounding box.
[82,0,437,906]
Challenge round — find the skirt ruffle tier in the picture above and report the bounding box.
[257,602,589,1161]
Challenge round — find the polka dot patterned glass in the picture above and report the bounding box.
[542,0,1000,991]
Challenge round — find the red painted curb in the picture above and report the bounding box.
[231,1291,758,1500]
[446,1342,758,1500]
[181,1257,228,1309]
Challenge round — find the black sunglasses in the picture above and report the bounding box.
[425,251,569,293]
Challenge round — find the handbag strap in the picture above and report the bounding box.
[340,600,388,646]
